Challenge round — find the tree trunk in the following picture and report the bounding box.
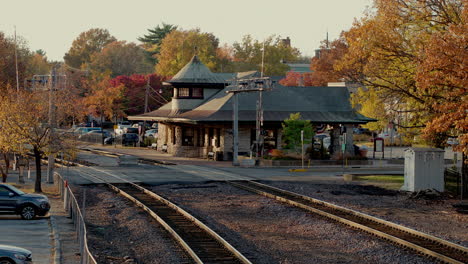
[3,153,10,175]
[33,146,43,193]
[0,164,6,183]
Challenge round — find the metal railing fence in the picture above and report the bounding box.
[55,172,97,264]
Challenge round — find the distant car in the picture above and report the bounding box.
[377,133,390,139]
[74,127,102,135]
[115,133,139,146]
[353,127,371,135]
[114,123,132,135]
[145,129,158,138]
[124,127,138,134]
[78,130,112,144]
[0,245,32,264]
[0,184,50,220]
[447,137,459,145]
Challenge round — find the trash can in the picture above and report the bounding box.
[215,151,223,161]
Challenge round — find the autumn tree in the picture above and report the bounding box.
[232,35,300,76]
[29,51,51,75]
[139,23,177,65]
[0,89,75,192]
[89,41,152,77]
[0,32,34,90]
[64,28,116,68]
[351,87,388,132]
[279,71,313,86]
[0,93,26,182]
[415,5,467,196]
[109,74,170,116]
[309,36,348,86]
[83,73,126,120]
[336,0,464,139]
[156,29,220,76]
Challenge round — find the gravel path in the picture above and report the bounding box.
[151,182,433,264]
[267,181,468,247]
[75,185,192,264]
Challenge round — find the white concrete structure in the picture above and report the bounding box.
[402,148,445,192]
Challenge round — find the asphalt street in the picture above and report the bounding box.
[0,216,52,264]
[60,151,404,185]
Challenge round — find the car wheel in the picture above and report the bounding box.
[20,205,37,220]
[0,258,14,264]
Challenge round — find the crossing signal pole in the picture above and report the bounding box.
[226,77,272,166]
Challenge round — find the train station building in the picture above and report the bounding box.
[128,56,373,160]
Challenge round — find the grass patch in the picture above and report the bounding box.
[355,175,404,190]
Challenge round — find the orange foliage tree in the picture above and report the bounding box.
[309,37,348,86]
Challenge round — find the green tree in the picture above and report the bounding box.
[282,113,314,153]
[232,35,300,76]
[156,29,220,76]
[89,41,152,77]
[138,23,177,65]
[64,28,116,68]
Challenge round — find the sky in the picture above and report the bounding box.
[0,0,373,61]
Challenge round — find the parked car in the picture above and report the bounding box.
[447,137,459,145]
[0,245,32,264]
[115,133,139,146]
[0,184,50,220]
[74,127,102,135]
[78,130,111,141]
[114,123,132,135]
[124,127,138,134]
[144,129,158,138]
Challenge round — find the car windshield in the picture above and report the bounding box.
[6,185,25,195]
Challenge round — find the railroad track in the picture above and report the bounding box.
[228,180,468,264]
[76,168,251,264]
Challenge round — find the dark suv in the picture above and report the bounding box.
[0,184,50,220]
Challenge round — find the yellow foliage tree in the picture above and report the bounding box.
[350,87,387,132]
[156,29,220,76]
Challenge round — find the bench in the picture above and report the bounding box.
[207,151,215,160]
[161,144,168,152]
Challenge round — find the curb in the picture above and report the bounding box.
[49,215,62,264]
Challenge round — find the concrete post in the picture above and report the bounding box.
[175,126,182,146]
[233,93,239,166]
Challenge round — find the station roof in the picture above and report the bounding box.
[166,55,227,85]
[131,85,375,124]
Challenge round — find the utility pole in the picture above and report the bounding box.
[14,26,19,93]
[226,77,272,166]
[47,67,57,184]
[140,76,150,147]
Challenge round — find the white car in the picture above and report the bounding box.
[114,124,132,136]
[447,137,459,145]
[145,129,158,138]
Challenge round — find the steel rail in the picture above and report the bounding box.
[76,168,251,264]
[228,180,468,264]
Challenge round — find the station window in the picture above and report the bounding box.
[175,87,203,99]
[178,88,190,97]
[192,88,203,98]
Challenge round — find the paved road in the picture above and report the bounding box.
[60,151,404,185]
[0,216,52,264]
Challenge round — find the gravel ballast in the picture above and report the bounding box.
[75,185,191,264]
[151,182,434,264]
[268,181,468,247]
